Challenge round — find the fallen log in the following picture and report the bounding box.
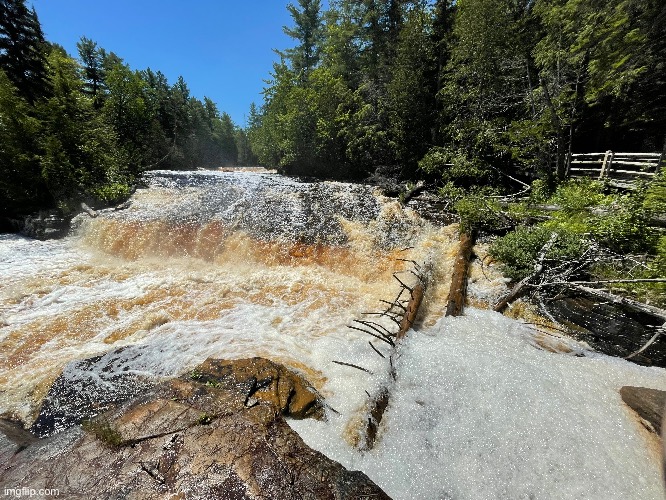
[357,262,429,451]
[397,281,425,339]
[568,284,666,322]
[445,232,474,317]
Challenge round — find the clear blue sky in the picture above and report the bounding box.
[29,1,310,127]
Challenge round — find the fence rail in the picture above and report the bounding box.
[567,151,664,185]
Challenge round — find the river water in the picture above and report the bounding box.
[1,170,665,499]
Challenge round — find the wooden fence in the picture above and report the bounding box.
[567,151,664,185]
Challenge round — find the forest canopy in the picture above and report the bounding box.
[248,0,666,184]
[1,0,665,218]
[0,0,250,218]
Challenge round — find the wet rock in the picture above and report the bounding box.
[0,419,36,464]
[191,357,325,420]
[620,386,666,435]
[545,293,666,367]
[30,347,157,437]
[20,211,70,240]
[2,358,389,499]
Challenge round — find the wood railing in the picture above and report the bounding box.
[567,151,664,184]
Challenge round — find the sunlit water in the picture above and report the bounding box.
[0,170,664,499]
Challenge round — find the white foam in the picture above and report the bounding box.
[2,172,665,499]
[290,308,666,499]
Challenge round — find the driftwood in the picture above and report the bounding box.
[80,202,98,218]
[494,232,558,313]
[445,232,474,317]
[400,181,426,205]
[625,323,666,360]
[397,281,425,339]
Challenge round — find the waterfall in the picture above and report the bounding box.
[1,170,664,499]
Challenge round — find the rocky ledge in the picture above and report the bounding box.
[0,357,390,499]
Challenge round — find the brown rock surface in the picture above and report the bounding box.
[1,357,389,499]
[192,357,325,420]
[620,385,666,435]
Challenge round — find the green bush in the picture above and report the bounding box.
[588,195,655,253]
[550,179,605,215]
[454,191,504,233]
[418,146,491,187]
[91,182,131,205]
[489,225,587,281]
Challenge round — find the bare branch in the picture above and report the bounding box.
[368,341,386,359]
[332,360,373,374]
[347,325,395,346]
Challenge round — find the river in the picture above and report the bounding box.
[1,170,665,499]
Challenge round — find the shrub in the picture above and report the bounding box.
[418,146,492,187]
[454,193,504,233]
[91,182,131,205]
[489,225,587,281]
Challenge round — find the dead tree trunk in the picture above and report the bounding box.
[445,232,474,317]
[359,262,429,451]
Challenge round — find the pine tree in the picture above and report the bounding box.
[76,37,106,108]
[281,0,324,81]
[0,0,50,102]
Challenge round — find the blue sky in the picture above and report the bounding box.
[30,1,307,126]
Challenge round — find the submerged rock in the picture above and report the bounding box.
[1,357,389,499]
[30,347,157,437]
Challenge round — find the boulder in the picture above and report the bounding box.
[1,357,389,499]
[191,357,325,420]
[620,386,666,435]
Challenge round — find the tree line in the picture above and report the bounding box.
[249,0,666,188]
[0,0,254,219]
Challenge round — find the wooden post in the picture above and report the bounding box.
[606,151,615,177]
[564,151,572,178]
[599,150,612,179]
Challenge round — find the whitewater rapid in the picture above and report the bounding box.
[0,170,664,499]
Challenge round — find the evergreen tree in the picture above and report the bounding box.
[281,0,324,81]
[39,46,126,205]
[387,3,437,173]
[0,69,46,214]
[0,0,49,103]
[76,36,106,108]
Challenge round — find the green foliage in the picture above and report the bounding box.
[1,5,244,217]
[589,194,656,253]
[644,168,666,214]
[454,192,503,233]
[490,225,587,281]
[0,0,50,103]
[549,179,606,215]
[418,146,491,187]
[92,183,130,205]
[0,69,48,214]
[251,0,664,183]
[281,0,324,80]
[491,178,663,283]
[528,179,553,204]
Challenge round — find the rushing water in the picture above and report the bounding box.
[1,170,665,499]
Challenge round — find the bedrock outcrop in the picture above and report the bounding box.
[0,357,390,499]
